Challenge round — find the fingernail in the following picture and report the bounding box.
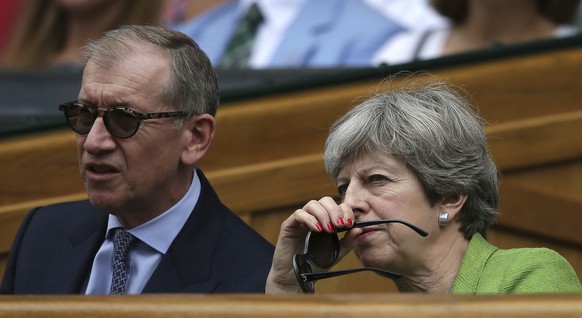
[346,218,353,225]
[327,221,334,231]
[336,217,344,225]
[315,223,323,232]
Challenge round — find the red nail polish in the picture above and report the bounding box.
[337,217,344,225]
[346,218,353,225]
[315,223,323,232]
[327,221,334,231]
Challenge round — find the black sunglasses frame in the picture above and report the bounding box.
[58,101,190,139]
[292,218,429,293]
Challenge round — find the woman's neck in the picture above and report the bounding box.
[395,231,469,293]
[443,0,557,55]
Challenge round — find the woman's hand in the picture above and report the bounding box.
[265,196,359,293]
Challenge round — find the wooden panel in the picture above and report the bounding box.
[0,131,81,205]
[487,110,582,170]
[207,154,334,214]
[0,294,581,318]
[498,160,582,246]
[433,47,582,122]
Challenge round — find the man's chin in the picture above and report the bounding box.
[87,193,121,213]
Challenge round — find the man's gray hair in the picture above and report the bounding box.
[83,25,219,117]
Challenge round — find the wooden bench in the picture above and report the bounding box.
[1,44,582,292]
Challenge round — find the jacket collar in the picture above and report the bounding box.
[451,233,498,294]
[142,169,225,293]
[45,201,108,293]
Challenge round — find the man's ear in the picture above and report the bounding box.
[439,193,468,221]
[181,114,216,166]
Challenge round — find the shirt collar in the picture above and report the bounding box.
[106,170,201,254]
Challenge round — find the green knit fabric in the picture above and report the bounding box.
[451,233,582,294]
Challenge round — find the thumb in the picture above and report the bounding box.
[337,228,362,261]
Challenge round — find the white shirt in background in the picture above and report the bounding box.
[361,0,448,30]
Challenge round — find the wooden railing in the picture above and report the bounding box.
[0,294,581,318]
[1,45,582,292]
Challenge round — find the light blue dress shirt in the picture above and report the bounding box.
[84,171,201,294]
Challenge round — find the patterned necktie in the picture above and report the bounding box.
[109,228,135,295]
[218,3,264,68]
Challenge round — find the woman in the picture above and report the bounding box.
[372,0,581,66]
[1,0,162,69]
[266,78,581,294]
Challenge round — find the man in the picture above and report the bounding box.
[0,25,274,294]
[168,0,403,68]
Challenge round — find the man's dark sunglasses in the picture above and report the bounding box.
[58,101,190,139]
[292,219,429,293]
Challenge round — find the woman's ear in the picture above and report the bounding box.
[181,114,216,166]
[439,193,468,221]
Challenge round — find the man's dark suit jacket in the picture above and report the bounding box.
[0,169,274,294]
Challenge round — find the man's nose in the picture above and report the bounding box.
[82,118,116,153]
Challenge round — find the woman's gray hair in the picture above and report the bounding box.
[82,25,219,117]
[324,78,499,238]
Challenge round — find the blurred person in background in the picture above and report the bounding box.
[362,0,448,32]
[373,0,581,66]
[167,0,403,68]
[0,0,22,59]
[1,0,162,69]
[162,0,231,27]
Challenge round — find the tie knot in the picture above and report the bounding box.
[217,2,264,69]
[244,3,264,26]
[112,228,135,249]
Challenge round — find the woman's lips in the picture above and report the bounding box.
[355,227,380,241]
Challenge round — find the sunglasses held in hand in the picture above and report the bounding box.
[59,101,190,139]
[293,219,429,293]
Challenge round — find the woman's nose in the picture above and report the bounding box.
[342,183,368,214]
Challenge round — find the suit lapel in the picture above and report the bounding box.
[143,170,224,293]
[45,205,107,293]
[269,0,338,66]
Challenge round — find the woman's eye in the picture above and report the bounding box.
[337,184,347,198]
[369,174,388,184]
